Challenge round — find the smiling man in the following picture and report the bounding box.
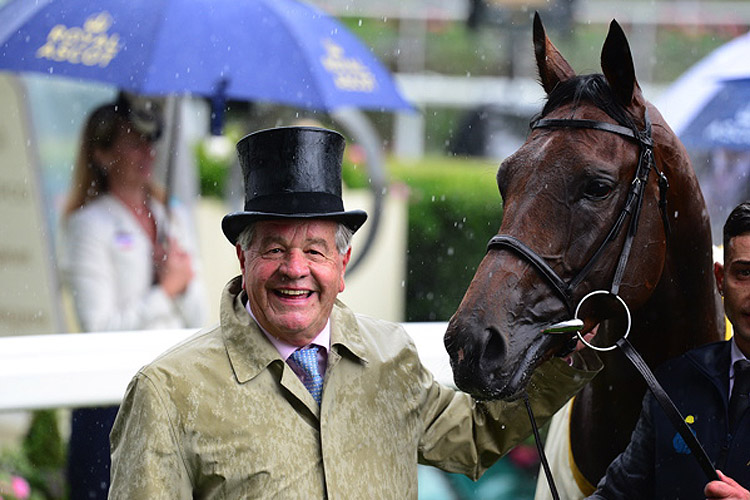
[108,126,601,499]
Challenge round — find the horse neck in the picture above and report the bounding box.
[634,137,724,362]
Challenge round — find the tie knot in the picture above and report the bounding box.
[291,346,320,375]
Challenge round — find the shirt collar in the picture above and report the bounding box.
[245,301,330,361]
[730,337,749,379]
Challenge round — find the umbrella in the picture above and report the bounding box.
[0,0,412,120]
[655,31,750,242]
[656,30,750,149]
[679,78,750,151]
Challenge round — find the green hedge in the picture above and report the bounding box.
[348,155,504,321]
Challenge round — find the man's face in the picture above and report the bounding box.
[237,219,350,346]
[715,233,750,357]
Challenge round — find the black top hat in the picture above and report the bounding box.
[222,126,368,244]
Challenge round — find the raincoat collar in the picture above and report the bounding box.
[220,276,368,384]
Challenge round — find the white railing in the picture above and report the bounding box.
[0,322,452,412]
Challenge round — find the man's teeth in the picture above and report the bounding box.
[278,289,308,296]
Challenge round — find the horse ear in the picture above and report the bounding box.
[533,11,576,94]
[601,20,643,108]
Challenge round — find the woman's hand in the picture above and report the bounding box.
[157,239,194,298]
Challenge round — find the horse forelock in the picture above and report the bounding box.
[538,74,640,133]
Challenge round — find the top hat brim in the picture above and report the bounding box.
[222,209,368,245]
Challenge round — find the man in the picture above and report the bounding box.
[589,202,750,500]
[108,126,600,498]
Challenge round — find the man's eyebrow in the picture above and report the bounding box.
[257,235,330,248]
[306,237,331,249]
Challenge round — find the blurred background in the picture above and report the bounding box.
[1,0,749,498]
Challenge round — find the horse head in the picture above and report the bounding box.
[444,13,719,403]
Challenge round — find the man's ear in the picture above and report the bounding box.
[236,244,248,288]
[339,248,352,293]
[714,261,725,295]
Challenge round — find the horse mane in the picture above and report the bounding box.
[535,74,639,133]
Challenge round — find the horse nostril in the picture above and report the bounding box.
[479,326,507,375]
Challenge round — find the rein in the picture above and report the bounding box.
[488,111,718,498]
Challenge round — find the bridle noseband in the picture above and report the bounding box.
[486,109,670,316]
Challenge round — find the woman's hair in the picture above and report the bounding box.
[62,97,165,218]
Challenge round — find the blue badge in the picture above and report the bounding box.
[114,231,134,249]
[672,415,697,454]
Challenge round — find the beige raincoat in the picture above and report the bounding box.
[109,276,599,499]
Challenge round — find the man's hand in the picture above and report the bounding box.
[705,470,750,500]
[563,325,599,369]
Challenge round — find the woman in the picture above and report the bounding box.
[60,93,206,500]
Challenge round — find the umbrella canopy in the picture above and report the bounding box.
[0,0,412,113]
[679,78,750,151]
[656,30,750,149]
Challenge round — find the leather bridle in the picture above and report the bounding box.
[486,109,671,317]
[488,108,719,497]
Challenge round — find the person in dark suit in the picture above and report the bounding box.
[588,202,750,500]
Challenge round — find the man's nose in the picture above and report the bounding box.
[280,250,308,278]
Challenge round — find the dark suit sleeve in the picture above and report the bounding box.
[586,393,656,499]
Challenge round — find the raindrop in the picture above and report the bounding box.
[447,247,454,256]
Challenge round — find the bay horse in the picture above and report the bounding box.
[443,13,724,497]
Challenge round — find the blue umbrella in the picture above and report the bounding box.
[656,30,750,150]
[0,0,412,117]
[679,78,750,151]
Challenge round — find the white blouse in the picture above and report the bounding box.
[60,194,207,332]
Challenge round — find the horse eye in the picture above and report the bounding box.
[584,179,613,200]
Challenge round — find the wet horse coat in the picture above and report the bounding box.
[444,14,724,497]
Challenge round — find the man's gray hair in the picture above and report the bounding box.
[237,221,353,254]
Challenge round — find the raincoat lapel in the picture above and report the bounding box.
[322,300,370,406]
[221,276,322,417]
